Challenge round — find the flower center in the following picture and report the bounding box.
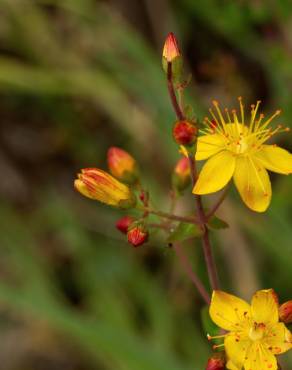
[249,323,266,341]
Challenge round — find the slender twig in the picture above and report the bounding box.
[206,186,229,220]
[167,63,184,120]
[137,205,199,224]
[174,242,210,304]
[166,61,220,291]
[188,152,220,291]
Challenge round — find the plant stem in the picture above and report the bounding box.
[206,186,229,220]
[167,63,184,120]
[166,62,220,291]
[137,205,199,224]
[174,242,210,304]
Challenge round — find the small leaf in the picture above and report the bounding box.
[201,305,220,339]
[207,216,229,230]
[167,222,202,243]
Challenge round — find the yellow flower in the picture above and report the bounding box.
[74,168,136,208]
[193,98,292,212]
[209,289,292,370]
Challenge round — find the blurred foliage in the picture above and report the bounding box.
[0,0,291,369]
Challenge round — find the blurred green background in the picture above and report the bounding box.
[0,0,291,369]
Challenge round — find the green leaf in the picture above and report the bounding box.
[200,305,220,338]
[167,222,202,243]
[207,216,229,230]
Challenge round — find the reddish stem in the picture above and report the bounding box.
[166,61,220,291]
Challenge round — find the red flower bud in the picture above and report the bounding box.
[279,300,292,324]
[172,157,191,192]
[205,354,225,370]
[127,224,148,247]
[162,32,181,63]
[173,120,197,146]
[107,147,139,184]
[116,216,134,234]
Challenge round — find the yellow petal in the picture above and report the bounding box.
[244,343,277,370]
[254,145,292,174]
[193,151,236,195]
[251,289,279,325]
[233,156,271,212]
[209,290,251,331]
[226,360,241,370]
[225,334,250,369]
[196,134,225,160]
[264,322,292,354]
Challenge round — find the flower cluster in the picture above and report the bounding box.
[73,32,292,370]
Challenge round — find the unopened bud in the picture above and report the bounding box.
[205,354,225,370]
[172,157,191,192]
[173,120,197,146]
[162,33,182,79]
[279,300,292,324]
[127,223,148,247]
[116,215,135,234]
[163,32,180,63]
[107,147,139,184]
[74,168,136,208]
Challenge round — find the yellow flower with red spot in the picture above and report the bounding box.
[209,289,292,370]
[193,98,292,212]
[74,168,136,208]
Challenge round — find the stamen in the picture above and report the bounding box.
[238,96,244,124]
[212,343,225,350]
[225,108,232,123]
[249,100,261,133]
[207,333,227,341]
[258,109,281,132]
[213,100,228,132]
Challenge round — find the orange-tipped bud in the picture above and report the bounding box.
[74,168,136,208]
[162,33,182,78]
[172,157,191,192]
[127,223,148,247]
[279,300,292,324]
[163,32,181,63]
[205,354,225,370]
[173,120,197,146]
[107,147,139,184]
[116,215,135,234]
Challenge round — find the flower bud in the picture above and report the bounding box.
[116,215,134,234]
[74,168,136,208]
[172,157,191,192]
[205,354,225,370]
[279,300,292,324]
[162,33,182,79]
[107,147,139,184]
[173,120,197,146]
[163,32,180,63]
[127,223,148,247]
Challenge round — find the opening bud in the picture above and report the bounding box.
[279,300,292,324]
[172,157,191,192]
[127,222,148,247]
[173,120,197,146]
[107,147,139,185]
[205,353,226,370]
[74,168,136,209]
[116,215,135,234]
